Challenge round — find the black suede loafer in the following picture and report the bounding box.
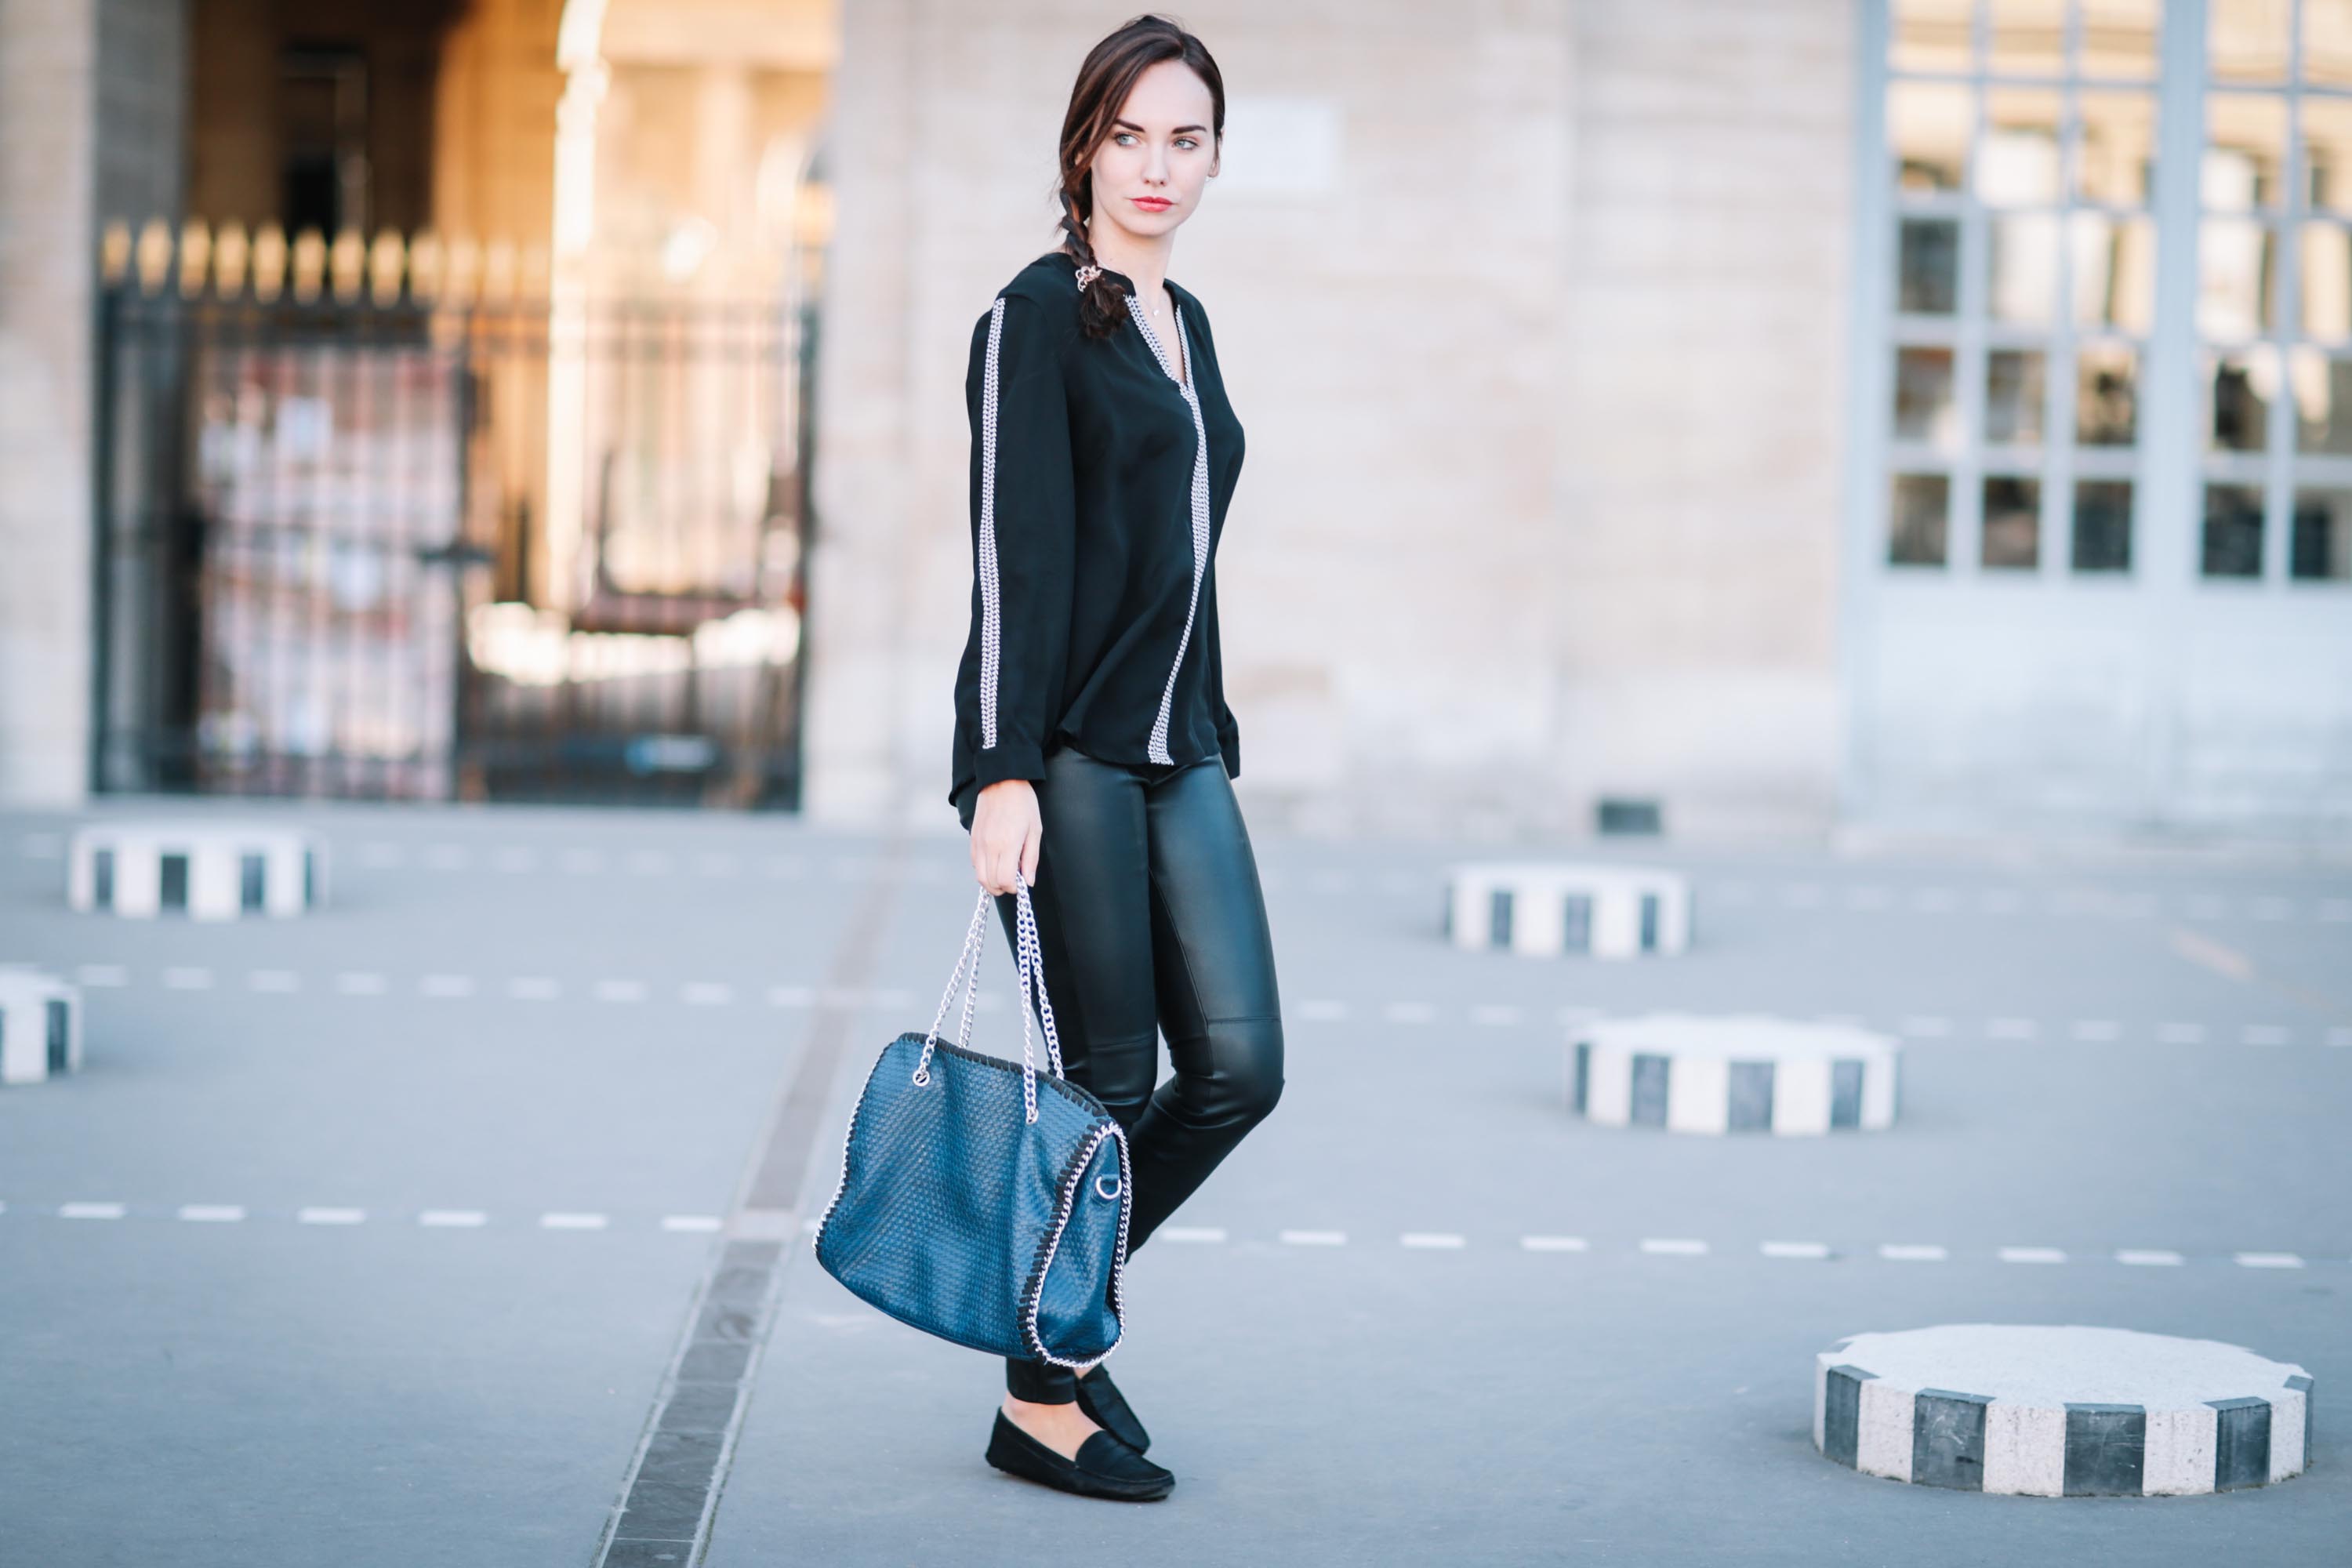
[1074,1363,1152,1454]
[984,1410,1174,1501]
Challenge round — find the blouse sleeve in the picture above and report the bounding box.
[967,292,1078,792]
[1204,568,1241,779]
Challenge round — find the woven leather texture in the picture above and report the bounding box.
[815,1029,1129,1364]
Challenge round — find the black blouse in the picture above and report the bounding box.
[949,249,1247,828]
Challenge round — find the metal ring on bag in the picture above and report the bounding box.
[1094,1174,1121,1200]
[910,1066,931,1087]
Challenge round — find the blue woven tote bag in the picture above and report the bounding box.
[812,876,1131,1369]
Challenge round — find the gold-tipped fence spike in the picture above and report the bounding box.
[369,228,407,305]
[100,220,133,287]
[444,234,481,303]
[213,220,251,296]
[178,218,212,299]
[252,222,289,301]
[135,218,174,295]
[483,238,518,301]
[330,227,366,301]
[408,231,445,303]
[291,227,326,302]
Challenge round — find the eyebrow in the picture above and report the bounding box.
[1112,118,1210,136]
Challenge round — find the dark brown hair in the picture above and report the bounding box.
[1052,14,1225,339]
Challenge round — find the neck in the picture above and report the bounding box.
[1085,217,1172,300]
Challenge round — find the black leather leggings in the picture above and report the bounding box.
[966,742,1285,1404]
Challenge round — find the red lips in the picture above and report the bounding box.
[1132,198,1171,210]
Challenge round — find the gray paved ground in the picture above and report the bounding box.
[0,799,2345,1564]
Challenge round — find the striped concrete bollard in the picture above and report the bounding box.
[67,822,325,920]
[1817,1324,2313,1495]
[1445,862,1690,959]
[1570,1013,1898,1134]
[0,967,83,1085]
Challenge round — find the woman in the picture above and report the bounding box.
[948,14,1284,1504]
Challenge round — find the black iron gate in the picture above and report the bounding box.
[91,223,815,808]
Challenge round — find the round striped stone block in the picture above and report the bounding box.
[1569,1013,1899,1134]
[1445,862,1689,959]
[0,967,83,1085]
[1816,1325,2314,1496]
[67,822,325,920]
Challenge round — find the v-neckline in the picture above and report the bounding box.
[1128,286,1190,394]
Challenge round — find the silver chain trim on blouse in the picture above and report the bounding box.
[975,296,1010,751]
[1123,294,1213,766]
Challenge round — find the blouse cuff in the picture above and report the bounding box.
[974,742,1048,792]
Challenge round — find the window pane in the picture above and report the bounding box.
[1982,475,2042,568]
[2303,99,2352,220]
[2211,0,2292,84]
[1900,217,1962,314]
[2077,92,2157,205]
[1986,349,2046,444]
[1980,89,2064,206]
[2292,488,2352,577]
[1892,82,1971,193]
[1890,473,1951,566]
[2072,479,2136,570]
[1893,0,1973,74]
[2205,93,2288,209]
[1990,212,2060,324]
[1894,346,1960,444]
[2199,218,2278,337]
[2078,343,2140,444]
[2071,210,2157,331]
[2308,0,2352,88]
[1991,0,2065,77]
[2290,348,2352,452]
[2301,223,2352,339]
[2205,348,2276,451]
[2082,0,2161,79]
[2202,483,2267,575]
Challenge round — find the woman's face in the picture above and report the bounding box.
[1087,60,1218,246]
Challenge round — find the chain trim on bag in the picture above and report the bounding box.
[1018,1116,1134,1372]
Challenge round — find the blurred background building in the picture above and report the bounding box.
[1,0,2346,840]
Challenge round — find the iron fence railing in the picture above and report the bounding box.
[91,218,816,808]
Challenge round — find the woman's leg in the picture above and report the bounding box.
[988,744,1163,1406]
[1127,753,1285,1249]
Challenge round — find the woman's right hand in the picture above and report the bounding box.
[971,778,1042,895]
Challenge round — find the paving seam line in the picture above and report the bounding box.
[590,830,908,1568]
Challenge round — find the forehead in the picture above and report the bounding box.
[1115,59,1214,125]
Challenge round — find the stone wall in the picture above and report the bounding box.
[802,0,1857,841]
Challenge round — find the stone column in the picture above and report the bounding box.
[0,0,186,806]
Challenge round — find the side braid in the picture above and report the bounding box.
[1058,184,1124,340]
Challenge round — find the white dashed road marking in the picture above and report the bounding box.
[1761,1241,1832,1259]
[661,1215,724,1233]
[510,977,562,1001]
[593,980,648,1004]
[540,1212,609,1230]
[1640,1239,1708,1256]
[419,1210,488,1228]
[1399,1232,1466,1250]
[298,1207,366,1225]
[178,1205,245,1222]
[2235,1252,2305,1269]
[1279,1229,1347,1247]
[1998,1247,2067,1264]
[2118,1250,2185,1266]
[1159,1226,1227,1243]
[60,1203,125,1219]
[1520,1235,1589,1252]
[1879,1243,1948,1261]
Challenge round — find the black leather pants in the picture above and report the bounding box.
[964,743,1285,1405]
